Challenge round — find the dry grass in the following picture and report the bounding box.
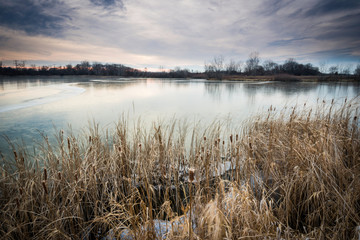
[0,99,359,239]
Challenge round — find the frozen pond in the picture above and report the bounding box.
[0,76,359,156]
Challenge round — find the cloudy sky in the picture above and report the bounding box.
[0,0,359,71]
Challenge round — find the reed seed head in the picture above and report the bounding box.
[67,137,71,150]
[43,168,47,181]
[189,168,195,182]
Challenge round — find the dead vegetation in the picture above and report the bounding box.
[0,99,359,239]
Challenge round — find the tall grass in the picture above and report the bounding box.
[0,99,359,239]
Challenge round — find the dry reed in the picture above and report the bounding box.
[0,99,359,239]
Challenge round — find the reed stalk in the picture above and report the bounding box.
[0,99,359,239]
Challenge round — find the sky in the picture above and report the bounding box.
[0,0,359,71]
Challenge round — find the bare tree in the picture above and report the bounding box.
[92,62,103,75]
[226,59,241,74]
[318,61,327,74]
[212,55,225,73]
[355,64,360,76]
[329,65,338,75]
[341,64,352,75]
[245,52,260,75]
[263,59,278,74]
[205,55,225,79]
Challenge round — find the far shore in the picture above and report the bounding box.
[209,74,360,82]
[1,73,359,82]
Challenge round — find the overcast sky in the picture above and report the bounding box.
[0,0,359,71]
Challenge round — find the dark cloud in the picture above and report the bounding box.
[305,0,360,16]
[314,13,360,41]
[307,47,360,62]
[90,0,124,9]
[268,37,308,47]
[0,0,71,36]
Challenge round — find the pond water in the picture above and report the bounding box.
[0,76,359,157]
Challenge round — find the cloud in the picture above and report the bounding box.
[90,0,124,8]
[0,0,73,37]
[305,0,360,16]
[0,0,359,70]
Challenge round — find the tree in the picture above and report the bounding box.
[329,65,338,75]
[92,62,103,75]
[226,59,241,74]
[282,58,298,74]
[355,64,360,76]
[263,59,278,74]
[245,52,260,75]
[318,61,327,74]
[205,55,225,79]
[340,64,352,75]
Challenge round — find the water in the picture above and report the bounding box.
[0,76,359,157]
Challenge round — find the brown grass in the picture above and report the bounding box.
[0,99,359,239]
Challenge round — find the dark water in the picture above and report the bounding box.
[0,76,359,157]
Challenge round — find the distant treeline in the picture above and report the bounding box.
[1,53,359,80]
[0,61,199,78]
[204,52,360,79]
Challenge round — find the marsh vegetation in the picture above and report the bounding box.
[0,99,359,239]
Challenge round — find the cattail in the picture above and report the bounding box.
[236,134,239,141]
[230,135,233,143]
[139,143,142,149]
[42,180,48,194]
[189,168,195,182]
[58,172,61,180]
[43,168,47,181]
[203,136,206,141]
[13,151,18,161]
[214,140,218,147]
[67,137,71,150]
[89,135,92,142]
[222,140,225,145]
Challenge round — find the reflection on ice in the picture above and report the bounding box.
[0,84,85,113]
